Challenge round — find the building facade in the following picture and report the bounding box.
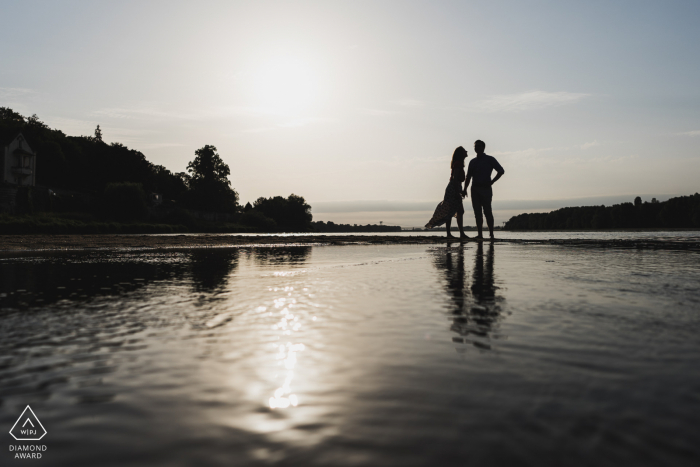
[1,134,37,212]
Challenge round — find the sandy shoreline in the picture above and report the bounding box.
[1,234,699,253]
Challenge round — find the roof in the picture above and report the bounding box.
[3,133,34,154]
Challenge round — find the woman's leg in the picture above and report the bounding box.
[457,212,468,238]
[446,217,454,237]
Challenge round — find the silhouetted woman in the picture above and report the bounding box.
[425,146,469,239]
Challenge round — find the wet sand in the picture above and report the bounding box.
[1,234,698,252]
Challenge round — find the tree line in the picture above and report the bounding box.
[311,221,401,232]
[504,195,700,230]
[0,107,313,232]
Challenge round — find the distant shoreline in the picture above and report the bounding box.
[416,227,699,232]
[500,227,700,232]
[1,234,698,253]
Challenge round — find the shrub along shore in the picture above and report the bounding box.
[0,213,254,235]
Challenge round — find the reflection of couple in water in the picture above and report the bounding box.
[435,241,502,348]
[426,140,505,240]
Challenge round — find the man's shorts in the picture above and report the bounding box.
[470,185,493,217]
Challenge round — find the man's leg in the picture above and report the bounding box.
[471,193,484,239]
[484,201,495,238]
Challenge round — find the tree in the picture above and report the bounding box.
[94,125,103,143]
[0,107,194,206]
[186,145,238,212]
[104,182,147,221]
[253,194,312,231]
[0,107,25,123]
[27,114,49,130]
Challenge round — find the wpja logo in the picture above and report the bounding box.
[8,405,47,460]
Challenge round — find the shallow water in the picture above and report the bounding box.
[1,244,699,466]
[141,229,700,242]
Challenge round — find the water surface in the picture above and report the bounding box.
[1,244,699,466]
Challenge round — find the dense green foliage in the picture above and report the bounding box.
[0,107,189,202]
[312,221,401,232]
[0,107,319,233]
[103,182,148,221]
[504,194,700,230]
[186,145,238,212]
[252,194,313,232]
[0,213,186,234]
[239,210,278,231]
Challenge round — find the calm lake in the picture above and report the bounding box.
[1,240,699,466]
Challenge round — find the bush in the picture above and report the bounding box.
[252,194,312,232]
[240,210,277,231]
[103,182,147,221]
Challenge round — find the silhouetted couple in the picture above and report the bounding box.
[425,140,504,240]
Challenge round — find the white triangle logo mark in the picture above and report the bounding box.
[9,406,47,441]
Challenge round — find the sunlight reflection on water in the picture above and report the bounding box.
[1,244,699,466]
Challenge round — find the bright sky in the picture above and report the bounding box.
[1,0,699,226]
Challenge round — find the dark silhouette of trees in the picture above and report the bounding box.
[1,107,321,233]
[251,194,312,231]
[504,194,700,230]
[312,221,401,232]
[240,209,277,230]
[0,107,187,202]
[93,125,103,143]
[185,145,238,213]
[104,182,147,221]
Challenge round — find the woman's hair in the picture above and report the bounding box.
[451,146,468,169]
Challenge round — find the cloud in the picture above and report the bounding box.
[241,126,276,134]
[42,116,95,136]
[143,143,184,149]
[492,144,636,168]
[396,99,423,107]
[242,117,327,133]
[362,108,397,116]
[492,146,564,159]
[92,105,277,122]
[277,117,326,128]
[677,130,700,137]
[93,106,201,121]
[472,90,590,113]
[0,87,35,100]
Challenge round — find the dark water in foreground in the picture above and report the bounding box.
[1,244,699,466]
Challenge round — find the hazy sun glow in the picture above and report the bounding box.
[253,56,319,116]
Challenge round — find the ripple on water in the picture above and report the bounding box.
[0,245,699,466]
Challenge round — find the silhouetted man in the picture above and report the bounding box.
[463,140,504,240]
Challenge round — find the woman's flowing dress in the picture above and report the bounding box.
[425,168,465,229]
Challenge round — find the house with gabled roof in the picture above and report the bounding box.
[2,133,36,186]
[1,134,36,212]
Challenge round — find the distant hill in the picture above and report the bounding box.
[504,194,700,230]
